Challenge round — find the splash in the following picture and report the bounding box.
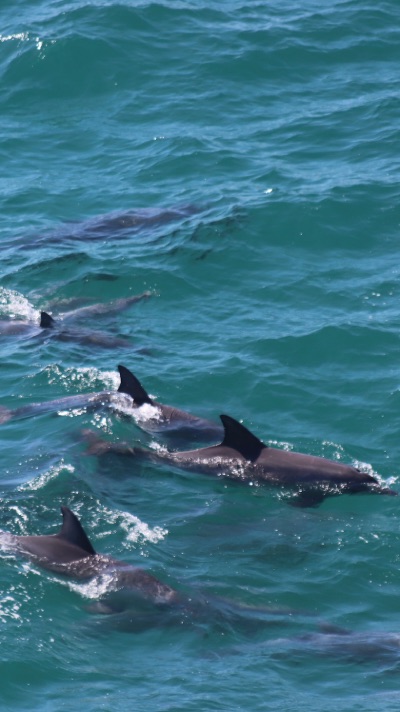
[96,504,168,546]
[0,288,39,321]
[18,461,75,493]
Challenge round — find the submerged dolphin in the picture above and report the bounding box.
[83,414,396,506]
[263,624,400,664]
[116,365,223,442]
[0,507,297,631]
[23,205,200,247]
[0,291,151,348]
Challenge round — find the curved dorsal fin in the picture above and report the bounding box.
[219,414,266,462]
[40,311,56,329]
[57,506,96,556]
[117,365,153,405]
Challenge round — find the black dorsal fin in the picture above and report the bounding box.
[117,365,153,405]
[40,311,56,329]
[57,506,96,556]
[219,415,266,461]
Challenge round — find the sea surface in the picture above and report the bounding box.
[1,0,400,709]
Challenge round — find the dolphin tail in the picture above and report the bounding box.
[117,365,153,405]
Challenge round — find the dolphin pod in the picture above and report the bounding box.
[0,205,398,646]
[82,413,396,506]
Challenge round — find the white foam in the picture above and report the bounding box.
[46,365,117,389]
[0,593,24,622]
[68,571,115,600]
[135,402,163,423]
[18,461,75,492]
[0,531,15,552]
[95,504,168,546]
[0,287,38,321]
[0,33,28,43]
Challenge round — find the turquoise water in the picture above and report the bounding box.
[1,0,400,709]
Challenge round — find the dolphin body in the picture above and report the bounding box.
[0,365,223,444]
[0,507,297,631]
[0,364,140,425]
[263,624,400,665]
[116,365,223,442]
[0,291,151,348]
[83,414,396,506]
[0,506,180,609]
[23,205,200,247]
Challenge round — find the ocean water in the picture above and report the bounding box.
[1,0,400,709]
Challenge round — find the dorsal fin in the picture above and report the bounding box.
[117,365,153,405]
[57,506,96,556]
[219,414,266,461]
[40,311,56,329]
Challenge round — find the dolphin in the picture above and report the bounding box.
[44,292,151,323]
[263,623,400,664]
[0,506,180,608]
[83,414,397,506]
[0,507,299,631]
[0,291,151,349]
[0,320,40,337]
[0,364,141,425]
[0,365,223,443]
[116,365,223,442]
[22,205,200,247]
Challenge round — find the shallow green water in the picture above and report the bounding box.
[1,1,400,710]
